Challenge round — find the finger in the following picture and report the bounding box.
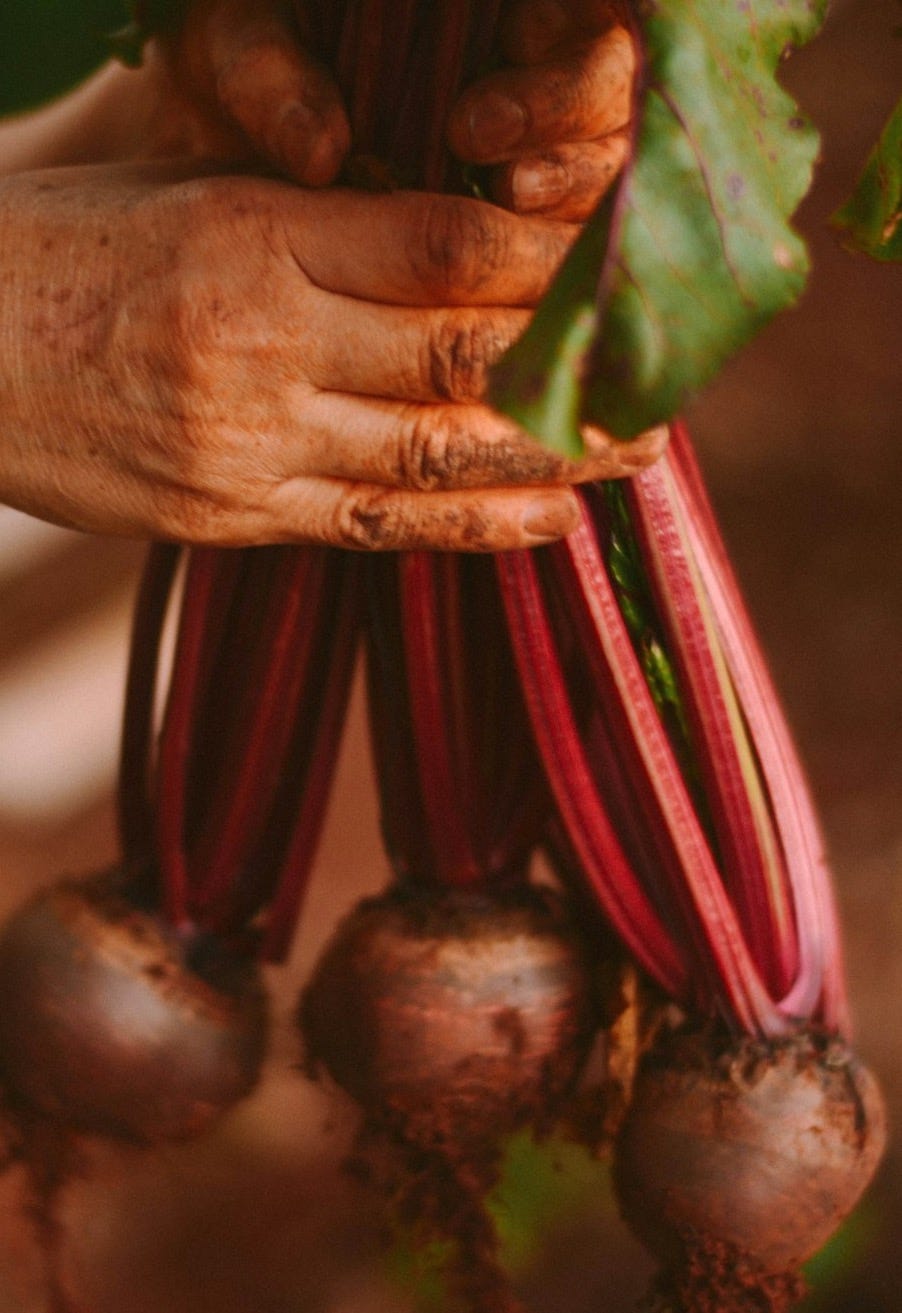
[206,0,350,184]
[491,134,629,219]
[447,23,634,164]
[281,392,668,492]
[281,189,575,306]
[300,296,532,403]
[292,394,565,488]
[268,479,582,552]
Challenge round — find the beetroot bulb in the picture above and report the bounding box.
[0,541,358,1309]
[614,1029,885,1313]
[300,552,599,1313]
[0,874,265,1147]
[496,429,886,1309]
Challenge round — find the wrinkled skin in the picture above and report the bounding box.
[0,0,658,549]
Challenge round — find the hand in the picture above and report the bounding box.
[448,1,634,221]
[0,165,664,551]
[153,0,633,219]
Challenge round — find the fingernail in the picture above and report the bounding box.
[512,158,569,212]
[521,493,579,544]
[468,92,527,159]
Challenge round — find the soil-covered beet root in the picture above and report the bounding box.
[300,884,597,1313]
[299,884,596,1149]
[614,1027,886,1311]
[0,876,267,1144]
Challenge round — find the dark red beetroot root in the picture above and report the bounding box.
[614,1027,887,1312]
[299,884,598,1312]
[300,884,595,1144]
[0,874,267,1145]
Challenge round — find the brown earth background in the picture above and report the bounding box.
[0,1,899,1309]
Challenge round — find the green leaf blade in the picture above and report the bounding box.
[491,0,827,445]
[833,96,902,262]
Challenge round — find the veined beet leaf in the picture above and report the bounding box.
[491,0,828,453]
[832,97,902,262]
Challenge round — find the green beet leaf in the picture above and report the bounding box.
[832,97,902,262]
[491,0,828,453]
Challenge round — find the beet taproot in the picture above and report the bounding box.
[0,875,267,1144]
[300,884,596,1147]
[299,883,598,1313]
[614,1027,886,1311]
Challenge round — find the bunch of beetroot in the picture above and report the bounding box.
[298,4,885,1310]
[0,3,885,1312]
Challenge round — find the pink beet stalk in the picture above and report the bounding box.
[119,542,358,954]
[497,426,848,1039]
[665,424,848,1031]
[154,548,221,928]
[118,542,180,870]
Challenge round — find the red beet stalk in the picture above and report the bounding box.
[496,429,848,1038]
[118,543,359,958]
[364,552,549,890]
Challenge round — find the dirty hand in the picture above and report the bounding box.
[448,0,634,220]
[157,0,633,218]
[0,164,662,550]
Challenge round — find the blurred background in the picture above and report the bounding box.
[0,1,898,1310]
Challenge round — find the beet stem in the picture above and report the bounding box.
[155,549,223,928]
[117,543,180,870]
[496,546,691,1000]
[668,424,848,1031]
[629,455,800,997]
[259,556,361,960]
[191,549,329,912]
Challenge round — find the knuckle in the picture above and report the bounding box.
[396,408,566,494]
[395,411,483,492]
[328,486,508,553]
[331,486,405,550]
[413,196,509,299]
[425,314,496,402]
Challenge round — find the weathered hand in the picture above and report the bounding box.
[156,0,634,221]
[0,165,663,550]
[448,0,634,221]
